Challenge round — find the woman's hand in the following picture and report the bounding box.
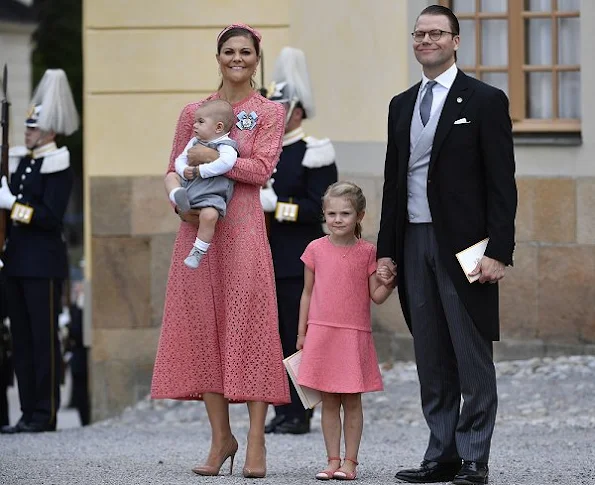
[296,335,306,350]
[177,207,201,226]
[187,144,219,166]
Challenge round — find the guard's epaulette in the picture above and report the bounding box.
[39,146,70,174]
[302,136,336,169]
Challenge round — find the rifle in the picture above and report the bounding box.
[1,64,9,251]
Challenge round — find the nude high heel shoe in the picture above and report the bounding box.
[242,441,267,478]
[192,436,238,476]
[333,457,358,480]
[315,456,342,480]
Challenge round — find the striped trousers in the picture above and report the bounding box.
[404,223,497,463]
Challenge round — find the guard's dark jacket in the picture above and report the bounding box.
[269,137,338,279]
[4,145,72,278]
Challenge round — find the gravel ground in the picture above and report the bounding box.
[1,355,594,485]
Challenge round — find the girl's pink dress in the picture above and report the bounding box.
[297,236,384,394]
[151,91,290,405]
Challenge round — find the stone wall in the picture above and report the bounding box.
[89,172,595,419]
[90,176,177,421]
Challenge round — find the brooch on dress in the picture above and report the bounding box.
[236,111,258,130]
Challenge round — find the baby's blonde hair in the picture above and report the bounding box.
[322,181,366,238]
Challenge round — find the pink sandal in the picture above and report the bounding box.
[333,458,358,480]
[315,457,342,480]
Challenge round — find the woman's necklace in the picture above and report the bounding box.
[328,235,357,258]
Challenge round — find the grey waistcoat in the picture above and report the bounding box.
[407,91,447,223]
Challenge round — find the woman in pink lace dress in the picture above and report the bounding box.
[151,23,290,479]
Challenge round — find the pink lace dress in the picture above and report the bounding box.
[151,91,290,405]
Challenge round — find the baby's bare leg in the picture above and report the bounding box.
[184,207,220,269]
[164,172,181,195]
[197,207,220,243]
[165,172,191,212]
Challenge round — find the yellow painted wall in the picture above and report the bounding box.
[289,0,410,142]
[83,0,411,275]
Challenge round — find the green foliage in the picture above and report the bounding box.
[31,0,84,251]
[31,0,82,176]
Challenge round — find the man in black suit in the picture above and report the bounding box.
[262,47,337,435]
[377,6,517,484]
[0,69,79,433]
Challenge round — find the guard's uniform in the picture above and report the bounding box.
[269,128,337,421]
[3,143,72,430]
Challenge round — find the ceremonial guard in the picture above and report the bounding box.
[0,69,79,433]
[262,47,338,434]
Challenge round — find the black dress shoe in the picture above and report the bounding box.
[452,461,489,485]
[273,416,310,435]
[19,421,56,433]
[264,414,286,434]
[395,460,462,483]
[0,418,28,434]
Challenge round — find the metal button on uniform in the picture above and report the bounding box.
[31,160,36,165]
[25,167,32,173]
[17,194,23,200]
[19,184,23,190]
[21,174,26,180]
[427,179,432,184]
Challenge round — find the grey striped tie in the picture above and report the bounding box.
[420,80,437,126]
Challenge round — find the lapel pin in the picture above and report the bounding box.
[456,97,463,103]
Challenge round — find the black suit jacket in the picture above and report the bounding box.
[4,153,72,279]
[377,70,517,341]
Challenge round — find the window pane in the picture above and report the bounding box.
[525,0,551,11]
[527,72,553,118]
[526,19,552,64]
[559,71,581,119]
[453,0,475,13]
[481,20,508,65]
[480,0,507,12]
[557,0,580,11]
[458,20,476,65]
[482,72,509,95]
[558,17,580,65]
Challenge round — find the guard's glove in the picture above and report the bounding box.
[260,178,278,212]
[0,176,16,210]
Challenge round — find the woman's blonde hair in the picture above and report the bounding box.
[322,181,366,238]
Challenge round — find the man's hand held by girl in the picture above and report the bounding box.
[377,257,397,287]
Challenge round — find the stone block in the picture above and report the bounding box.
[532,178,576,243]
[577,177,595,244]
[90,177,132,236]
[515,177,535,242]
[92,328,161,363]
[92,237,152,329]
[500,243,539,339]
[537,246,595,343]
[151,233,177,327]
[131,176,180,235]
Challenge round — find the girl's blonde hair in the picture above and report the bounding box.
[322,181,367,238]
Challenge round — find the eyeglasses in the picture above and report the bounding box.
[411,29,457,42]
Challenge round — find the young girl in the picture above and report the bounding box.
[296,181,395,481]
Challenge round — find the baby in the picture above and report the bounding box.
[165,99,238,269]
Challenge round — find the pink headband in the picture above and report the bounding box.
[217,23,262,45]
